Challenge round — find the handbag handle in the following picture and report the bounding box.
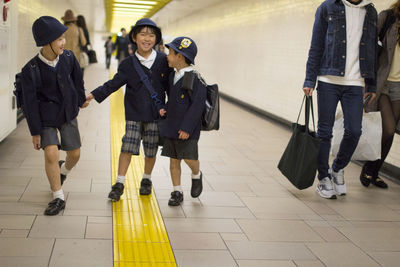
[296,96,316,133]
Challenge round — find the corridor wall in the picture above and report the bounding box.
[154,0,400,168]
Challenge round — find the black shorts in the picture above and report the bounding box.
[161,138,198,160]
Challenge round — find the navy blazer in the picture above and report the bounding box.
[21,50,86,136]
[91,52,171,122]
[161,71,207,140]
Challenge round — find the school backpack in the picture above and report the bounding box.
[13,57,42,109]
[182,71,220,131]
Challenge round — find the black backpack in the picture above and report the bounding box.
[14,57,42,109]
[182,71,220,131]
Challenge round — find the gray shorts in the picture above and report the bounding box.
[121,121,159,157]
[40,118,81,151]
[161,138,199,160]
[383,81,400,102]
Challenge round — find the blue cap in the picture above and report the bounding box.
[32,16,68,47]
[129,18,162,45]
[166,37,197,64]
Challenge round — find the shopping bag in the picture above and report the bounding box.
[278,96,321,190]
[87,45,98,64]
[331,111,381,161]
[79,51,89,68]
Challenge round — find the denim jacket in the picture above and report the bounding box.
[303,0,378,92]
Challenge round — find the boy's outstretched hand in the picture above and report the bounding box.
[32,135,41,150]
[178,130,189,140]
[160,109,166,117]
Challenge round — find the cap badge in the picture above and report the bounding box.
[180,38,192,49]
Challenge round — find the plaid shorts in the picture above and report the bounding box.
[121,121,159,157]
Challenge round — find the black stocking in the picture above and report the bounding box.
[365,94,400,177]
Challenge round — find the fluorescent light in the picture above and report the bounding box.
[114,0,157,5]
[113,7,149,12]
[113,3,152,9]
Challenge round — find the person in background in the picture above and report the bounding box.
[62,9,87,74]
[77,15,90,49]
[303,0,377,199]
[104,36,113,69]
[114,28,130,65]
[361,0,400,189]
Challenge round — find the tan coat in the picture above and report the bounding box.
[366,9,400,134]
[64,23,87,65]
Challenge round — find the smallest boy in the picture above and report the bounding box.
[21,16,87,215]
[161,37,206,206]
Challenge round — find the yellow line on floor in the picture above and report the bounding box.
[109,84,176,266]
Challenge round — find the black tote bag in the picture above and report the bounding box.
[277,96,321,190]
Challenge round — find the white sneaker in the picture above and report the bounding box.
[330,168,346,196]
[316,177,337,199]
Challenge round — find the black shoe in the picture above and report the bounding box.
[371,177,388,189]
[168,191,183,206]
[191,172,203,198]
[59,160,67,185]
[360,164,372,187]
[44,198,65,216]
[108,182,124,201]
[139,178,152,195]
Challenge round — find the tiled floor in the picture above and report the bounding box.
[1,62,400,267]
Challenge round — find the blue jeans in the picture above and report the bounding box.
[316,81,363,180]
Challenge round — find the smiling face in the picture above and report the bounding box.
[133,27,156,57]
[50,33,66,55]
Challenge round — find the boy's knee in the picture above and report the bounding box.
[44,146,59,163]
[68,148,80,160]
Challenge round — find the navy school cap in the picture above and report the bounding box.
[32,16,68,47]
[129,18,162,45]
[166,37,197,64]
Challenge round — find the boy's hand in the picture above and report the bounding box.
[86,93,94,102]
[303,87,314,96]
[32,135,41,150]
[178,130,189,140]
[160,109,166,117]
[81,101,90,108]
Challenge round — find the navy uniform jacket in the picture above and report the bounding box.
[162,71,207,140]
[91,52,171,122]
[21,50,86,136]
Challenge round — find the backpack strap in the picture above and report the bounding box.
[131,55,162,106]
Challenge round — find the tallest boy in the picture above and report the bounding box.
[303,0,377,199]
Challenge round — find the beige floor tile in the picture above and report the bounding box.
[174,250,237,267]
[237,219,323,242]
[0,185,26,201]
[164,218,242,233]
[29,215,86,239]
[63,192,112,216]
[312,226,349,242]
[226,241,316,260]
[19,191,53,203]
[158,201,186,218]
[237,260,296,267]
[248,184,293,197]
[326,202,400,221]
[241,197,316,215]
[337,226,400,251]
[0,202,45,215]
[87,216,112,224]
[0,229,29,237]
[0,257,50,267]
[182,205,255,219]
[91,182,111,193]
[294,260,326,267]
[306,242,380,267]
[208,181,254,192]
[49,239,112,267]
[0,176,31,186]
[85,223,112,239]
[0,237,54,256]
[204,174,261,184]
[61,178,92,193]
[220,233,249,241]
[0,215,35,229]
[368,251,400,267]
[169,233,226,250]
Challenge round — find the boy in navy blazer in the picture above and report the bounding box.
[21,16,87,215]
[160,37,207,206]
[86,18,172,201]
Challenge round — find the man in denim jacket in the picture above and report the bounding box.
[303,0,377,199]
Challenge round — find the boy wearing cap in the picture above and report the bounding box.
[20,16,87,215]
[160,37,206,206]
[86,18,171,201]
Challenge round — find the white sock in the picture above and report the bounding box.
[143,173,151,180]
[60,162,71,176]
[116,175,126,184]
[173,185,182,192]
[53,189,65,200]
[191,171,201,179]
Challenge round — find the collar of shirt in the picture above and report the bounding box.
[174,66,194,85]
[135,49,157,69]
[38,50,59,68]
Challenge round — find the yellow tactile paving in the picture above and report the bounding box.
[110,86,176,266]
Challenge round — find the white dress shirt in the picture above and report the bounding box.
[173,66,194,85]
[135,49,157,69]
[38,50,59,67]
